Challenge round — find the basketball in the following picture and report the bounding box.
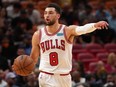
[12,55,35,76]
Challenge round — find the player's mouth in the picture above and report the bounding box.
[46,18,50,22]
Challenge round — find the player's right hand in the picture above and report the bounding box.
[94,21,109,29]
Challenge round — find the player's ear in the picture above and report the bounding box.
[57,14,60,19]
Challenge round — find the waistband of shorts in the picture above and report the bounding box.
[40,71,70,76]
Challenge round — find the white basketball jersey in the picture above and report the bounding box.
[39,24,73,74]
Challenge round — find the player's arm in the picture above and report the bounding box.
[30,31,40,64]
[68,21,109,36]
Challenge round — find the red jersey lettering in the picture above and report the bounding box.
[40,39,65,53]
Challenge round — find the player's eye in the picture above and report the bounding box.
[44,12,47,15]
[49,11,54,14]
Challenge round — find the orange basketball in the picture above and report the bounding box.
[12,55,35,76]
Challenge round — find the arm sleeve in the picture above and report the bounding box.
[75,23,96,35]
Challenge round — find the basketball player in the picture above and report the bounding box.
[29,3,108,87]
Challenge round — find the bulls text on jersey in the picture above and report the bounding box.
[40,39,65,53]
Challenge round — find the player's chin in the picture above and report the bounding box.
[45,23,53,26]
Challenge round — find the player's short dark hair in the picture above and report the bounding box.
[46,3,62,15]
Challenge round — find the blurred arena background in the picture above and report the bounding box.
[0,0,116,87]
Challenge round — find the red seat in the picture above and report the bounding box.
[73,44,83,50]
[104,43,116,53]
[85,43,106,55]
[72,44,87,60]
[96,52,109,63]
[85,43,103,49]
[89,62,97,73]
[77,53,97,71]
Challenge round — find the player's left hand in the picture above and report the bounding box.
[94,21,109,29]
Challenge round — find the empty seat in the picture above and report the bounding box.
[72,44,87,60]
[96,52,109,63]
[77,53,96,62]
[85,43,106,55]
[73,44,83,50]
[85,43,103,49]
[104,43,116,53]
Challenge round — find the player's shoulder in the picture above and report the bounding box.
[64,25,77,32]
[67,25,77,29]
[33,30,40,38]
[33,26,45,36]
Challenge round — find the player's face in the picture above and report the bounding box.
[44,7,60,26]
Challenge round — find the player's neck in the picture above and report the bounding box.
[46,22,60,34]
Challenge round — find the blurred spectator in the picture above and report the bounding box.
[27,3,43,25]
[72,71,86,87]
[95,2,110,21]
[5,72,19,87]
[95,28,115,43]
[74,83,90,87]
[0,69,8,87]
[0,45,9,71]
[94,2,115,43]
[0,7,9,35]
[61,2,76,25]
[12,46,25,67]
[114,74,116,87]
[23,34,32,55]
[72,62,80,72]
[1,36,17,66]
[107,7,116,33]
[104,82,115,87]
[16,47,25,56]
[77,33,100,45]
[106,73,115,83]
[11,9,33,30]
[77,61,86,77]
[105,53,116,74]
[6,2,21,18]
[11,9,33,42]
[0,0,2,7]
[85,73,97,87]
[94,61,107,86]
[23,73,39,87]
[72,0,87,10]
[78,5,96,24]
[0,7,5,29]
[104,73,115,87]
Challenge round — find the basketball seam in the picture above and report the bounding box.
[23,60,34,68]
[19,55,26,75]
[14,59,22,74]
[24,63,34,71]
[23,55,32,74]
[23,55,27,68]
[13,63,21,75]
[14,63,21,71]
[14,61,34,71]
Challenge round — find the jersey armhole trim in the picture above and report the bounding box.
[38,29,42,45]
[64,27,73,44]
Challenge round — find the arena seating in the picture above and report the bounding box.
[85,43,106,55]
[72,43,116,71]
[77,52,97,71]
[104,43,116,53]
[96,52,109,63]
